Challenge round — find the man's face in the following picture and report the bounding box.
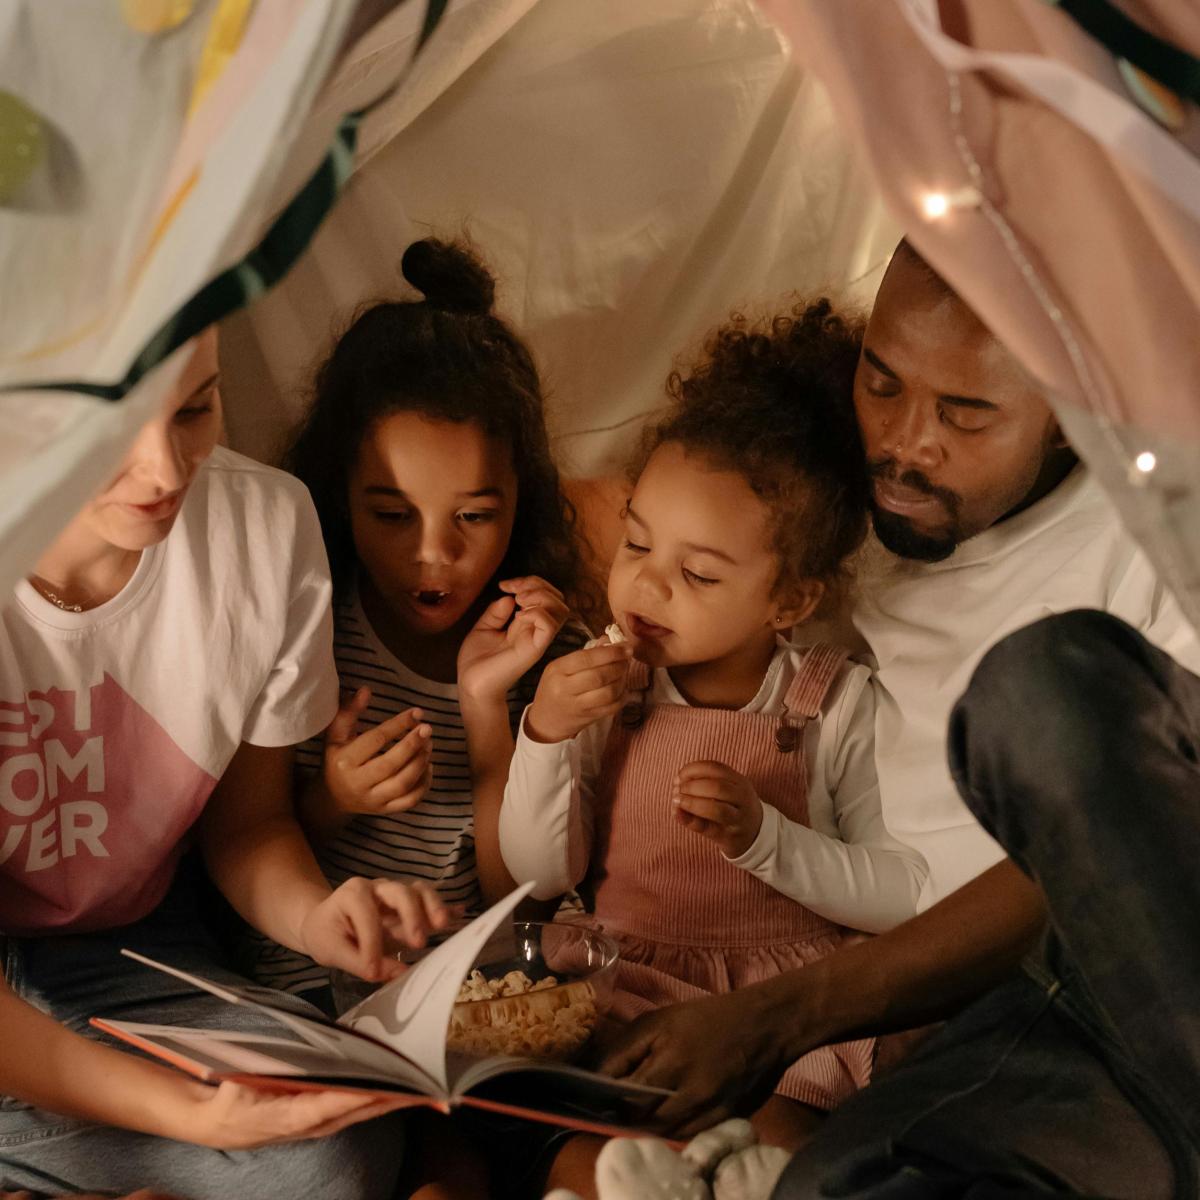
[853,252,1063,562]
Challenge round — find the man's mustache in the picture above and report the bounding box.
[867,459,961,517]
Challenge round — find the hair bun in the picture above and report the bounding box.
[400,238,495,315]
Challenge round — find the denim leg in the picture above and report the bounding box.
[0,880,406,1199]
[947,609,1200,1144]
[772,973,1175,1200]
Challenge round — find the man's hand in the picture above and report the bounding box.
[525,641,633,744]
[299,877,451,982]
[323,690,432,817]
[594,989,792,1138]
[457,576,569,704]
[672,761,764,858]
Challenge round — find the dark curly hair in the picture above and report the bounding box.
[638,297,869,607]
[286,238,592,621]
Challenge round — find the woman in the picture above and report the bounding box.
[0,331,444,1199]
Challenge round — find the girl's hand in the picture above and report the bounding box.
[672,761,764,858]
[300,877,452,981]
[525,641,633,744]
[457,576,570,705]
[180,1077,408,1149]
[324,688,433,816]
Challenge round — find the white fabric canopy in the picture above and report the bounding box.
[217,0,899,475]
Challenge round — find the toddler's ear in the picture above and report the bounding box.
[772,579,824,631]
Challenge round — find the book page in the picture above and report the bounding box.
[117,950,435,1086]
[339,881,535,1092]
[93,1020,437,1091]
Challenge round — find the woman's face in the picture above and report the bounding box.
[348,412,518,637]
[82,331,223,552]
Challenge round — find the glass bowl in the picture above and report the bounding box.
[447,921,618,1062]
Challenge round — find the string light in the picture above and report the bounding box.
[919,186,983,220]
[1134,451,1157,474]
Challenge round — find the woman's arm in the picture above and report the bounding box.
[199,741,448,979]
[199,741,332,954]
[0,975,401,1147]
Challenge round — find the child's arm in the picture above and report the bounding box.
[499,640,632,898]
[457,578,574,904]
[675,667,926,932]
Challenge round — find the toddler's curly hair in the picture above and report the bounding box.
[640,297,869,606]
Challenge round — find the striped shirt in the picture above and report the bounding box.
[248,587,587,996]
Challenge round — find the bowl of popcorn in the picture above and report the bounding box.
[447,922,618,1062]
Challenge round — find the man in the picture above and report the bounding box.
[595,242,1200,1196]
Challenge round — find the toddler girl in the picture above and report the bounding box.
[501,300,927,1144]
[251,239,589,1002]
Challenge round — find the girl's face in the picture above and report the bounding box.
[349,412,517,637]
[82,330,222,552]
[607,442,798,670]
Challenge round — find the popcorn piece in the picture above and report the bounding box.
[604,623,626,645]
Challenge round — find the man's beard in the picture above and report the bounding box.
[868,461,963,563]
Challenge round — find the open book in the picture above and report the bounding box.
[92,883,669,1138]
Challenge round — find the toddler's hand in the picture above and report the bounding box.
[672,761,763,858]
[324,688,433,817]
[300,877,452,981]
[457,576,570,704]
[525,640,633,744]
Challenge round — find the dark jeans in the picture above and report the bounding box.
[0,868,406,1199]
[775,610,1200,1199]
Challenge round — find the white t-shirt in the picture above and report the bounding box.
[853,466,1200,908]
[0,446,338,935]
[501,639,927,933]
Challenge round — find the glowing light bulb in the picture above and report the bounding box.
[1134,451,1157,474]
[921,192,950,219]
[919,186,983,220]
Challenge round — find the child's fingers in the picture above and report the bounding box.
[342,708,425,767]
[571,680,630,716]
[563,641,633,674]
[675,760,736,785]
[674,808,722,838]
[326,687,371,747]
[671,775,737,804]
[373,881,434,950]
[369,752,432,805]
[410,880,452,931]
[674,794,739,825]
[499,576,565,603]
[472,594,517,631]
[360,723,432,785]
[565,659,631,696]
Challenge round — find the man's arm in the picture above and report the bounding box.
[597,860,1044,1135]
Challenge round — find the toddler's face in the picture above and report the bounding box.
[607,443,787,670]
[349,412,516,637]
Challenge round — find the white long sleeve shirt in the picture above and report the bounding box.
[500,640,927,933]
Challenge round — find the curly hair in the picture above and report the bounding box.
[286,238,594,621]
[638,297,869,606]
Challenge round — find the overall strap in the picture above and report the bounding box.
[620,658,653,729]
[775,644,850,753]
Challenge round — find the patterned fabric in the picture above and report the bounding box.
[249,588,586,995]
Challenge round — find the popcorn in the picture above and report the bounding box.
[604,623,626,645]
[449,968,598,1059]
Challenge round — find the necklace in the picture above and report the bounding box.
[29,576,87,613]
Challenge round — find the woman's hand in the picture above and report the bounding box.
[457,576,570,705]
[299,877,452,982]
[179,1078,407,1149]
[524,640,633,744]
[672,761,764,857]
[323,689,433,817]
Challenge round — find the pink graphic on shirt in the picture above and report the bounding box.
[0,674,216,934]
